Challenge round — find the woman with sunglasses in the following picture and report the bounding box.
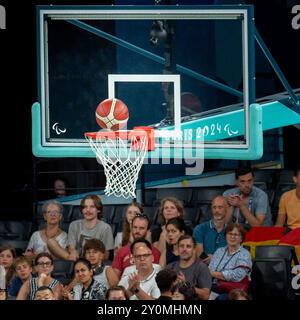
[17,252,61,300]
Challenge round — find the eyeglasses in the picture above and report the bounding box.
[46,210,60,215]
[36,261,52,267]
[227,232,241,237]
[134,253,152,260]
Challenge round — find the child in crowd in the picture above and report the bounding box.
[0,245,16,291]
[8,256,33,298]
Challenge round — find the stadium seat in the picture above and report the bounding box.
[0,221,32,240]
[154,188,193,206]
[52,259,74,285]
[144,189,157,206]
[278,170,294,183]
[102,205,116,224]
[184,207,201,227]
[0,239,28,256]
[191,186,227,206]
[36,204,44,220]
[272,183,294,211]
[112,205,127,225]
[143,206,158,225]
[60,222,70,233]
[253,169,274,187]
[254,181,268,192]
[197,204,212,224]
[110,205,127,236]
[0,221,7,239]
[61,204,73,222]
[250,258,291,299]
[256,245,298,262]
[71,205,82,221]
[251,245,298,299]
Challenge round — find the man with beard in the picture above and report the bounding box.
[223,167,272,228]
[168,235,211,300]
[193,196,228,264]
[112,215,160,279]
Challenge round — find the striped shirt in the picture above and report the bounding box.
[29,277,60,300]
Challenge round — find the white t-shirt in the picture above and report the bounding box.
[93,265,110,289]
[118,264,161,300]
[26,230,67,254]
[114,232,123,249]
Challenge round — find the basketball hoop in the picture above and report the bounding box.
[85,127,154,199]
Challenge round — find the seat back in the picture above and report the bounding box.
[61,205,73,222]
[192,187,228,205]
[71,205,82,221]
[52,259,74,285]
[184,207,201,227]
[0,239,28,256]
[102,205,116,224]
[0,221,8,239]
[256,245,297,262]
[143,206,158,226]
[5,221,32,240]
[250,258,291,299]
[155,188,193,206]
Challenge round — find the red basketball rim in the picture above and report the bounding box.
[85,126,155,151]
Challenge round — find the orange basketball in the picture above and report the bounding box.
[95,98,129,130]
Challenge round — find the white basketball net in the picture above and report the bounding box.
[86,132,148,199]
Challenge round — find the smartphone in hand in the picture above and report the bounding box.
[200,252,208,260]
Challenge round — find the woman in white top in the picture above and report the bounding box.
[64,238,119,292]
[114,202,144,251]
[63,258,106,300]
[25,200,67,259]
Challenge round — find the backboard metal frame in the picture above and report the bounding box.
[33,5,260,160]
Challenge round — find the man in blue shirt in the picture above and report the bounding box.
[193,195,227,265]
[223,167,272,227]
